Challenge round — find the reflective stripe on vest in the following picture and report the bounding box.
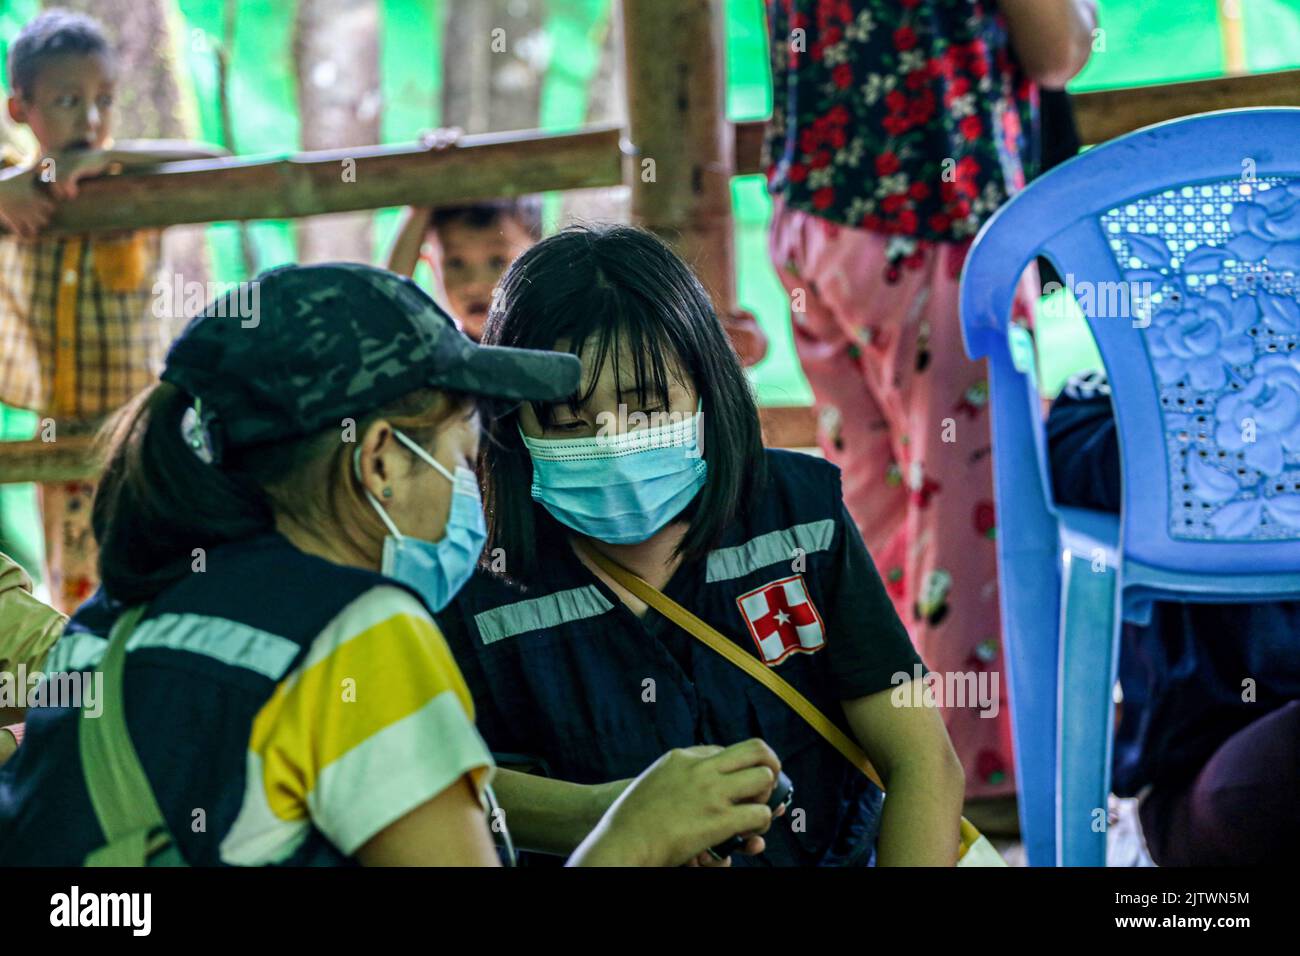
[44,614,298,681]
[474,585,613,645]
[705,518,836,583]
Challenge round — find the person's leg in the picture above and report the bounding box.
[768,202,907,603]
[39,478,99,615]
[802,229,1033,801]
[1139,700,1300,865]
[894,245,1026,800]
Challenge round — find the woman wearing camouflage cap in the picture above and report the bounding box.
[0,262,782,867]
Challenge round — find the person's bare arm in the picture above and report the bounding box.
[0,551,66,710]
[490,768,630,856]
[568,742,780,867]
[0,727,18,767]
[45,142,231,200]
[356,774,502,866]
[357,741,780,867]
[842,687,966,866]
[998,0,1098,90]
[385,129,465,274]
[386,205,432,276]
[0,168,54,237]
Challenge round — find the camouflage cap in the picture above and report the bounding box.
[161,262,579,452]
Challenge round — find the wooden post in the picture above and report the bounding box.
[620,0,738,316]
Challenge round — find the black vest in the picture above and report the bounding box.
[442,450,881,866]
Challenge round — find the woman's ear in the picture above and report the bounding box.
[356,420,396,500]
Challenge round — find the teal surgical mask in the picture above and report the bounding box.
[357,430,486,611]
[521,402,707,545]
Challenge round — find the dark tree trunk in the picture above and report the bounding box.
[441,0,545,135]
[561,7,628,228]
[293,0,383,264]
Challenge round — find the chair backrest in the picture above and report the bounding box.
[962,108,1300,577]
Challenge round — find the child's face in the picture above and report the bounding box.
[428,215,535,341]
[8,53,115,153]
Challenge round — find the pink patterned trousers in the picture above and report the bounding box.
[769,200,1037,800]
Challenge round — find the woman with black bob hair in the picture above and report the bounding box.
[0,262,784,867]
[482,225,764,576]
[440,225,967,865]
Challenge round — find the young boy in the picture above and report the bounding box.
[0,9,225,613]
[387,196,541,342]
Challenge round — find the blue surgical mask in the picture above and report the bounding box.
[521,403,707,545]
[358,430,487,611]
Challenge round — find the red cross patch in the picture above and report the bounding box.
[736,575,826,666]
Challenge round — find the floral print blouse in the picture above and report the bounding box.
[764,0,1040,245]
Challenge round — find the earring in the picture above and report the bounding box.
[382,487,393,498]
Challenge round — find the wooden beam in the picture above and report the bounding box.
[0,431,103,484]
[734,69,1300,173]
[735,120,765,177]
[759,405,818,450]
[33,125,625,236]
[1070,68,1300,144]
[40,66,1293,458]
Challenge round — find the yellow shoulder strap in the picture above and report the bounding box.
[579,542,884,788]
[577,542,989,861]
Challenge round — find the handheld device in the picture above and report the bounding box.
[707,770,794,860]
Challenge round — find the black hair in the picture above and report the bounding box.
[479,223,766,579]
[429,196,543,242]
[93,382,471,605]
[7,9,111,99]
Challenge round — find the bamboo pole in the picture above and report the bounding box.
[0,431,104,484]
[619,0,739,315]
[28,125,624,236]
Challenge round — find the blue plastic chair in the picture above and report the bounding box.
[960,108,1300,866]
